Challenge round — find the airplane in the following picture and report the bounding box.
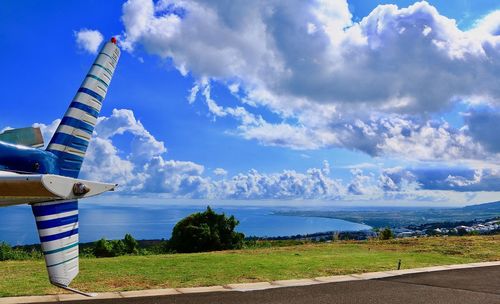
[0,37,120,296]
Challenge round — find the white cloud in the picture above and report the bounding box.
[342,162,381,170]
[379,167,419,192]
[17,109,500,200]
[35,109,164,191]
[347,169,379,195]
[96,109,166,162]
[140,156,213,197]
[236,114,490,163]
[213,168,228,176]
[81,137,136,187]
[472,10,500,36]
[445,171,482,187]
[74,29,104,54]
[120,0,500,114]
[173,80,498,165]
[118,0,500,165]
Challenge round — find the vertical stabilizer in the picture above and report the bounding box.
[47,38,120,178]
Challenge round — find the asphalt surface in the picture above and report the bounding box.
[49,266,500,304]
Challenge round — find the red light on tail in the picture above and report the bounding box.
[111,37,117,44]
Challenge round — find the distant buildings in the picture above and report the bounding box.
[249,218,499,241]
[446,221,499,235]
[402,219,500,237]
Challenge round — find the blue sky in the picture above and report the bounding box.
[1,0,500,205]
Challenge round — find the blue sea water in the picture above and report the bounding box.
[0,204,371,245]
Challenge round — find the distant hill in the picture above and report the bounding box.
[277,201,500,228]
[463,201,500,211]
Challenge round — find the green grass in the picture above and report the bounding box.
[1,235,499,297]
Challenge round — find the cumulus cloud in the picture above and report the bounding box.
[95,109,167,162]
[36,109,163,190]
[74,29,104,54]
[413,167,500,192]
[464,109,500,154]
[217,161,345,199]
[347,169,378,195]
[117,150,347,200]
[189,84,487,161]
[379,167,419,192]
[213,168,228,176]
[472,11,500,36]
[5,1,499,202]
[81,137,136,186]
[119,1,500,112]
[118,0,500,165]
[26,108,500,200]
[140,156,212,197]
[237,113,489,162]
[82,109,167,189]
[376,165,500,192]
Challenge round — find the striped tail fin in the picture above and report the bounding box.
[32,38,120,292]
[32,200,80,287]
[46,38,120,178]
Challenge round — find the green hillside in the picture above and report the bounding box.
[0,235,498,297]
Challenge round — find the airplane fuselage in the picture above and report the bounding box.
[0,140,59,175]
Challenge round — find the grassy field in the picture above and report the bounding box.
[1,235,499,297]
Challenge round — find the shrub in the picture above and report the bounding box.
[169,206,245,253]
[93,234,140,257]
[0,242,13,261]
[0,242,42,260]
[80,246,95,258]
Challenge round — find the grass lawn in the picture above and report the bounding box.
[1,235,499,297]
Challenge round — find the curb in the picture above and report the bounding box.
[1,261,499,303]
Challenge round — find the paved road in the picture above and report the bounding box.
[49,266,500,304]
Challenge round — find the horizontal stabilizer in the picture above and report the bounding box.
[0,127,44,148]
[0,172,117,206]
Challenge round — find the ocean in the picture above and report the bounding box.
[0,203,371,245]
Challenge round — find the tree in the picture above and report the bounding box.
[169,206,245,253]
[94,238,114,257]
[379,228,394,240]
[123,233,139,254]
[111,239,126,256]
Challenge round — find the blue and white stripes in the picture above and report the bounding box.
[46,40,120,178]
[32,200,79,287]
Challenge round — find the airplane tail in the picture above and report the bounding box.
[46,38,120,178]
[31,38,120,293]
